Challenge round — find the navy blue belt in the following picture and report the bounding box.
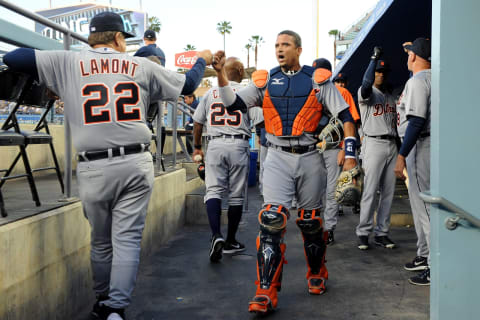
[78,144,149,162]
[267,142,316,154]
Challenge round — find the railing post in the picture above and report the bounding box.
[63,32,72,198]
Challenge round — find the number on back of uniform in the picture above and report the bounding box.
[82,82,140,125]
[209,103,242,127]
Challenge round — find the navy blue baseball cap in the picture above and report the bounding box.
[376,60,388,71]
[333,72,348,82]
[89,11,135,38]
[144,30,156,40]
[312,58,332,71]
[404,37,431,61]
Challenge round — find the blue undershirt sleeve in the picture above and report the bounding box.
[399,116,426,157]
[360,59,376,99]
[3,48,39,81]
[181,58,206,95]
[338,108,354,124]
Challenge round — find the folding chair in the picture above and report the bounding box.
[0,69,40,216]
[0,81,64,194]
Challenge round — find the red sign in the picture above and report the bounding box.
[175,51,198,69]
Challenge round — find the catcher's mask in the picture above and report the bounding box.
[317,117,344,153]
[335,166,364,206]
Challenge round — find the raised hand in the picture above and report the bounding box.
[371,46,383,60]
[212,50,226,72]
[196,50,213,66]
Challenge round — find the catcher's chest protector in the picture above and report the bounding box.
[261,66,323,136]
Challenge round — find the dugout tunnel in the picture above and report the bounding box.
[333,0,432,97]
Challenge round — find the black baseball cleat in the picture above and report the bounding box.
[223,240,245,254]
[91,302,125,320]
[409,267,430,286]
[353,204,360,214]
[357,235,369,250]
[209,234,225,262]
[326,230,335,245]
[404,256,428,271]
[374,236,396,249]
[338,205,344,216]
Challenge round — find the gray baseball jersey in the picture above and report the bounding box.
[231,73,348,147]
[35,47,186,309]
[193,81,264,136]
[396,69,431,137]
[194,81,263,205]
[356,85,398,238]
[36,47,185,152]
[397,69,431,262]
[358,86,397,137]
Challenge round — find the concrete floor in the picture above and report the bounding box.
[1,164,429,320]
[123,186,429,320]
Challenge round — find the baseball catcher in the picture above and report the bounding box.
[335,165,363,206]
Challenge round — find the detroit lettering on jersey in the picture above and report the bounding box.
[358,86,398,136]
[79,58,139,77]
[372,102,396,116]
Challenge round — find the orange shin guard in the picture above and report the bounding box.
[249,237,286,313]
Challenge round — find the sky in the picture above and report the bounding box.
[0,0,379,71]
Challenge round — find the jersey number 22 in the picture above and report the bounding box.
[82,82,140,124]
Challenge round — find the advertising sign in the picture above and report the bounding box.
[175,51,198,69]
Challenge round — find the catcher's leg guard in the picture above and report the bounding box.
[296,208,328,295]
[249,204,289,314]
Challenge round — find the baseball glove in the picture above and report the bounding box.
[317,117,344,153]
[335,165,364,206]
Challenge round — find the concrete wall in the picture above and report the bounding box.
[0,123,189,176]
[0,168,202,320]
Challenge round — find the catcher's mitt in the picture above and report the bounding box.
[317,117,344,153]
[335,165,363,206]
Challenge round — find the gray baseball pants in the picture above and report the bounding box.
[263,148,326,210]
[77,151,154,309]
[356,137,397,237]
[320,148,342,231]
[204,138,250,206]
[406,138,431,261]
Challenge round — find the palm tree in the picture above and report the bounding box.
[184,44,196,51]
[250,35,264,68]
[216,21,232,53]
[328,29,340,66]
[148,16,161,33]
[245,43,252,68]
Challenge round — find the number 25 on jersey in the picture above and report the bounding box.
[209,103,242,127]
[82,82,140,124]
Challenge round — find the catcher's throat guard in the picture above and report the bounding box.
[317,117,344,153]
[335,165,364,206]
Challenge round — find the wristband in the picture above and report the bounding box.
[194,144,202,150]
[344,136,356,159]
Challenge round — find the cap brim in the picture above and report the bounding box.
[122,31,135,39]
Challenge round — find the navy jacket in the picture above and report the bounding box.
[134,44,166,66]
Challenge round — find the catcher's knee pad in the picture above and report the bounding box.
[296,208,328,278]
[255,205,289,291]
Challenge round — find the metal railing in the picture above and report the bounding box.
[420,191,480,231]
[0,1,199,198]
[0,0,88,199]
